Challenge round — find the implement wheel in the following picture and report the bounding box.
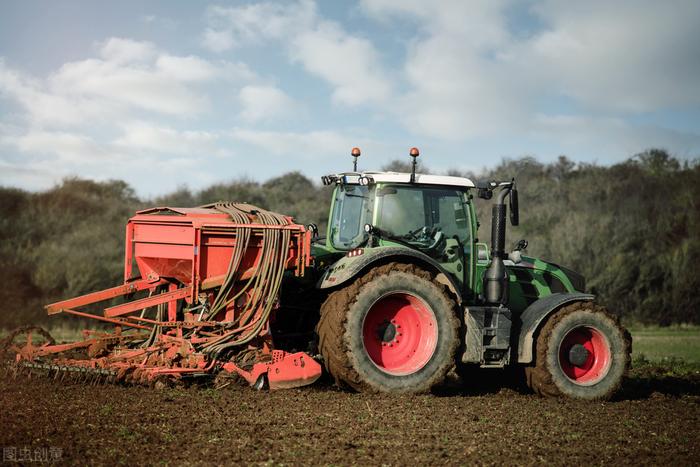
[525,302,631,400]
[317,263,459,393]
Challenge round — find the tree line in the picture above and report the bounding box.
[0,149,697,327]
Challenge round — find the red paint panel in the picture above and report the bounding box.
[134,243,192,260]
[123,211,309,305]
[136,207,229,217]
[199,232,264,280]
[132,223,194,245]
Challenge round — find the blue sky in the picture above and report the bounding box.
[1,0,699,197]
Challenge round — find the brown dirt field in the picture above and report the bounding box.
[1,368,698,466]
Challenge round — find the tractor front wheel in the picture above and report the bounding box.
[525,302,631,400]
[317,263,459,393]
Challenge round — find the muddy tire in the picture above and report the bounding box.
[525,301,631,400]
[317,263,459,393]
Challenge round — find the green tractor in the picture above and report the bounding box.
[307,148,631,400]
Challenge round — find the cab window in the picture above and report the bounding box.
[329,184,371,249]
[376,185,470,245]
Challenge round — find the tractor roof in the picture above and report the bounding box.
[327,171,475,188]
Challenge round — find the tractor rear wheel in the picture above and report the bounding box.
[317,263,459,393]
[525,301,631,400]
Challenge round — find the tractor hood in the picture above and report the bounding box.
[499,255,587,312]
[506,255,586,293]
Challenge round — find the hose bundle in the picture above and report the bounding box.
[198,202,292,356]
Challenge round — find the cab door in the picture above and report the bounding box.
[374,185,472,294]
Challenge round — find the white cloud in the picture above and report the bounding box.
[140,15,178,30]
[2,2,698,195]
[228,127,395,172]
[230,127,350,156]
[0,60,114,126]
[531,114,700,159]
[202,28,235,53]
[154,55,220,82]
[291,22,391,106]
[227,127,406,181]
[238,85,298,122]
[98,37,157,64]
[399,35,527,139]
[524,0,700,112]
[0,39,253,128]
[0,126,216,194]
[202,1,316,50]
[49,59,210,117]
[361,0,700,141]
[361,0,509,47]
[1,130,107,165]
[0,37,257,194]
[0,159,71,191]
[113,122,220,156]
[360,1,532,138]
[204,0,392,106]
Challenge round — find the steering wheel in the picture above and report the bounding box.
[408,227,444,257]
[403,226,427,240]
[425,230,444,251]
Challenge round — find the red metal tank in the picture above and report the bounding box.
[123,206,310,309]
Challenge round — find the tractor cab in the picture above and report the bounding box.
[329,174,473,252]
[320,170,476,289]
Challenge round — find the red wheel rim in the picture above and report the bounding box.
[558,326,611,385]
[361,292,438,376]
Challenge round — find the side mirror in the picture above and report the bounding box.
[513,239,528,251]
[477,187,493,200]
[509,187,519,226]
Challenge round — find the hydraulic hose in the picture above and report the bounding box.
[197,202,293,356]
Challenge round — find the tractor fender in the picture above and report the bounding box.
[516,292,595,363]
[317,246,462,304]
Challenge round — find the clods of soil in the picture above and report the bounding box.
[1,368,698,465]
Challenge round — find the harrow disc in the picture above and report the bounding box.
[17,361,117,385]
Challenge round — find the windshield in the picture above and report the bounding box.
[330,184,372,249]
[329,183,470,252]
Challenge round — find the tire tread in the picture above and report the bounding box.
[316,262,457,392]
[524,302,632,400]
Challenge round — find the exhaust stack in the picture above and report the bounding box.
[484,184,513,305]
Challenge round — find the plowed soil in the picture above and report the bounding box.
[1,368,698,466]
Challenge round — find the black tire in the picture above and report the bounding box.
[525,301,632,400]
[317,263,459,393]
